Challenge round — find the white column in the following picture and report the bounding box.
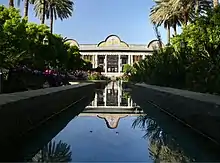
[131,99,133,107]
[128,97,131,107]
[94,93,97,107]
[118,85,121,107]
[131,55,133,65]
[105,55,107,73]
[104,87,107,106]
[128,55,131,65]
[142,54,146,60]
[92,55,95,68]
[95,54,98,68]
[118,54,121,73]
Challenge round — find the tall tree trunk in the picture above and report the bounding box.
[41,0,46,24]
[153,23,163,49]
[50,7,53,33]
[195,0,199,17]
[173,24,177,36]
[24,0,29,17]
[213,0,219,8]
[183,11,188,25]
[9,0,14,7]
[167,24,171,45]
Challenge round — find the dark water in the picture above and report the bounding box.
[15,82,220,162]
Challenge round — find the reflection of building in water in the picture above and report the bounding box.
[97,114,128,129]
[88,81,137,108]
[81,82,142,129]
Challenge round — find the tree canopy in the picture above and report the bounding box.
[0,5,89,72]
[130,6,220,94]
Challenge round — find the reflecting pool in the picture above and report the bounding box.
[15,82,220,162]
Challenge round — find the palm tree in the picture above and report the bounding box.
[17,0,35,18]
[23,0,29,17]
[169,0,212,24]
[169,15,182,35]
[150,0,181,44]
[213,0,219,7]
[34,0,46,24]
[9,0,14,7]
[46,0,73,33]
[31,140,72,162]
[153,23,163,48]
[150,0,212,37]
[34,0,73,33]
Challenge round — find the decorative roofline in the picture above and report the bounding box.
[97,34,129,47]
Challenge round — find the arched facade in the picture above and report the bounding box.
[68,35,157,77]
[97,35,129,47]
[147,39,163,50]
[65,39,80,47]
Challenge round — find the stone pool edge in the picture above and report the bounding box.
[129,83,220,145]
[0,83,95,145]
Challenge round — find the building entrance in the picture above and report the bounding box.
[107,55,118,72]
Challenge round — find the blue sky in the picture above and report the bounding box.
[1,0,171,44]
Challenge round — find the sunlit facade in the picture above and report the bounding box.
[67,35,160,77]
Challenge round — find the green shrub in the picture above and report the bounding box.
[129,7,220,94]
[88,72,109,80]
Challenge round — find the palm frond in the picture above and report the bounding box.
[32,140,72,162]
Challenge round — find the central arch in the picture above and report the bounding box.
[97,35,129,47]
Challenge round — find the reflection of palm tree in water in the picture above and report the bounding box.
[132,115,164,162]
[132,115,164,142]
[31,140,72,162]
[132,115,191,162]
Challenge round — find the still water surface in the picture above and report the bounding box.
[26,81,220,162]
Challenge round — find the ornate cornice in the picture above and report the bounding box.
[97,114,128,129]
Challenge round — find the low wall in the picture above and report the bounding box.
[130,83,220,145]
[4,92,95,162]
[0,83,95,152]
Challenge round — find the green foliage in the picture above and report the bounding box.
[34,0,74,33]
[120,64,136,82]
[0,5,89,93]
[0,6,29,69]
[122,92,131,100]
[0,5,85,72]
[32,140,72,162]
[88,72,108,81]
[150,0,212,43]
[123,64,135,74]
[130,6,220,94]
[82,60,92,70]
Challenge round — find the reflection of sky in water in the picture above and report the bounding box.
[30,81,220,162]
[53,116,151,162]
